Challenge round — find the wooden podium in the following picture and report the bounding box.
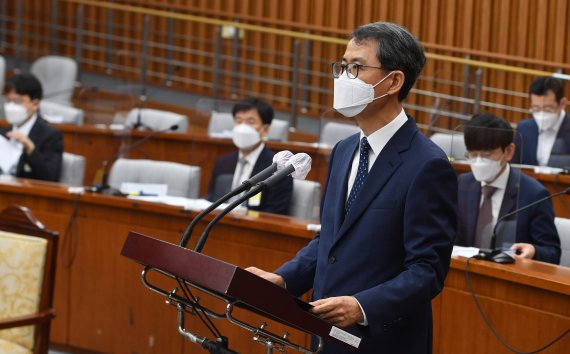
[121,231,361,353]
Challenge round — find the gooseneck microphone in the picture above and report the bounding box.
[193,153,312,253]
[178,150,294,248]
[478,187,570,263]
[89,124,179,193]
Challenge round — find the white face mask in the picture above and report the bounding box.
[4,102,29,126]
[232,123,261,150]
[333,71,395,117]
[469,157,503,182]
[532,110,562,131]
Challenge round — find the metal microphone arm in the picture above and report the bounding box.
[194,183,265,253]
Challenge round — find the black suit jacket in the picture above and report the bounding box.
[0,115,63,182]
[457,168,560,264]
[205,146,293,215]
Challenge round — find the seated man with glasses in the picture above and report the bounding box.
[458,112,560,264]
[0,73,63,181]
[513,76,570,167]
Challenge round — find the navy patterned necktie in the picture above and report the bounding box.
[346,137,371,215]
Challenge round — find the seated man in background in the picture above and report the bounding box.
[0,73,63,181]
[205,97,293,215]
[457,112,560,264]
[514,76,570,167]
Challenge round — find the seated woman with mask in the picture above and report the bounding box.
[205,97,293,215]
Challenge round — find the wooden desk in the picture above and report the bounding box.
[0,178,568,354]
[435,256,570,354]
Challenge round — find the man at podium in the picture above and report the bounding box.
[248,21,457,353]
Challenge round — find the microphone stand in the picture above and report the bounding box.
[178,162,279,248]
[478,187,570,263]
[194,164,297,253]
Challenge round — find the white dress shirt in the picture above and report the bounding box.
[346,109,408,201]
[481,164,510,228]
[231,143,265,189]
[536,111,565,166]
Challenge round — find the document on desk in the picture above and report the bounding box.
[127,196,247,214]
[451,246,480,258]
[0,135,23,174]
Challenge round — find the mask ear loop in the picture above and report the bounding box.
[370,71,396,102]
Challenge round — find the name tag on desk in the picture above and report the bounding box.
[248,191,262,207]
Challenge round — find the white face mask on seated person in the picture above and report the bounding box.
[4,102,29,127]
[469,157,503,183]
[333,71,395,117]
[532,110,563,131]
[232,123,261,150]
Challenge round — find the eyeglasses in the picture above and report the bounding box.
[331,61,383,79]
[529,105,560,114]
[464,152,495,160]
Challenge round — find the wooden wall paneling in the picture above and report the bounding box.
[512,0,530,118]
[280,1,295,107]
[534,0,548,60]
[495,0,511,112]
[553,0,568,63]
[248,1,263,96]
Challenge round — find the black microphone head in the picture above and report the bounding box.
[169,124,179,131]
[565,187,570,195]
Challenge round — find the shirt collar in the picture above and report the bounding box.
[361,108,408,156]
[12,113,38,137]
[239,142,265,166]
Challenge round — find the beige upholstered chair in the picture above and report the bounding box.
[319,121,360,147]
[0,205,58,354]
[30,55,78,106]
[430,132,467,160]
[288,179,321,221]
[124,108,188,133]
[59,152,86,187]
[108,158,201,198]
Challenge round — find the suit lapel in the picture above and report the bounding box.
[334,119,417,242]
[331,137,358,236]
[462,176,481,246]
[499,168,520,218]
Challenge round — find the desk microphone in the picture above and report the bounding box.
[178,150,294,248]
[193,153,312,253]
[477,187,570,263]
[89,124,179,193]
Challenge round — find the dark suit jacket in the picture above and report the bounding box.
[457,168,561,264]
[514,112,570,167]
[0,115,63,182]
[276,117,457,354]
[205,146,293,215]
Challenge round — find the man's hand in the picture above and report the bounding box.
[510,243,536,259]
[309,296,364,328]
[7,131,35,155]
[245,267,285,288]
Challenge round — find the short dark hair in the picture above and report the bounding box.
[4,73,43,100]
[351,21,426,101]
[232,97,274,125]
[464,112,514,151]
[529,76,564,102]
